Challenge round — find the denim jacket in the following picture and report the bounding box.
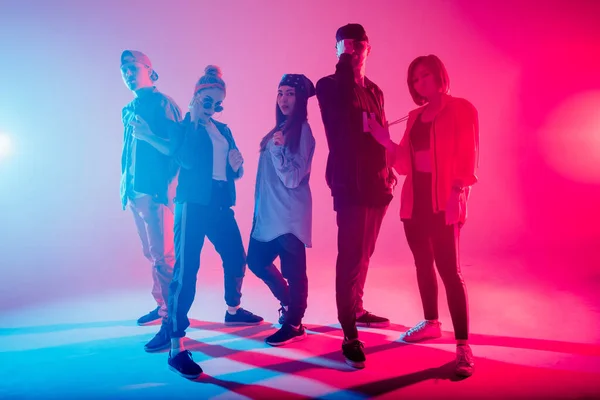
[120,87,182,210]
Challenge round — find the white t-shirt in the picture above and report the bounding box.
[206,120,229,181]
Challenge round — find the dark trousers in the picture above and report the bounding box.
[404,171,469,340]
[335,204,388,340]
[403,216,469,340]
[167,187,246,338]
[247,234,308,326]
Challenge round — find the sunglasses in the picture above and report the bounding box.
[336,40,369,52]
[189,97,224,112]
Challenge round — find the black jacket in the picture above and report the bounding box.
[316,53,395,210]
[170,114,243,206]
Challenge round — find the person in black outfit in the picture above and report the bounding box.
[315,24,396,369]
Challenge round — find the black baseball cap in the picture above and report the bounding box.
[336,23,369,42]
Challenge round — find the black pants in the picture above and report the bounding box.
[247,234,307,326]
[403,171,469,340]
[167,183,246,338]
[335,204,388,340]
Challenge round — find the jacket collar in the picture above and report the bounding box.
[409,93,454,118]
[133,86,158,98]
[183,112,228,128]
[183,113,232,141]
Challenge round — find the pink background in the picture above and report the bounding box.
[0,0,599,309]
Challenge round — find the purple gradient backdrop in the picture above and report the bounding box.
[0,0,599,310]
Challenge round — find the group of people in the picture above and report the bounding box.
[119,23,479,380]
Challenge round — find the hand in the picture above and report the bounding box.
[445,189,466,225]
[367,117,391,147]
[129,115,153,142]
[336,39,354,57]
[272,131,284,146]
[228,149,244,173]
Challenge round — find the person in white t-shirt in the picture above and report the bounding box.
[131,65,263,379]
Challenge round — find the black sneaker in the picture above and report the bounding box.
[144,323,170,352]
[168,350,203,379]
[137,306,161,326]
[224,308,264,326]
[356,311,390,328]
[266,324,307,346]
[342,338,366,369]
[278,307,287,325]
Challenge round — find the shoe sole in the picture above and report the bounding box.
[224,321,263,326]
[356,321,391,328]
[401,333,442,343]
[168,365,202,379]
[345,358,365,369]
[455,367,474,377]
[455,370,473,377]
[144,341,171,353]
[137,318,161,326]
[266,332,308,347]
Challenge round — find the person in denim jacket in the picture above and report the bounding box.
[119,50,181,329]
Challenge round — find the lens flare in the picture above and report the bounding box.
[539,91,600,183]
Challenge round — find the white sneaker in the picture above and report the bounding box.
[401,320,442,342]
[455,344,474,377]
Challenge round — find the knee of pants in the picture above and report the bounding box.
[247,259,267,278]
[338,247,368,266]
[169,271,196,292]
[335,265,364,292]
[336,294,358,315]
[154,263,173,275]
[283,266,308,283]
[292,275,309,287]
[335,279,356,300]
[151,254,169,268]
[438,268,465,287]
[415,262,436,278]
[225,261,247,278]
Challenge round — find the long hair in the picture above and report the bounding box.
[259,88,309,154]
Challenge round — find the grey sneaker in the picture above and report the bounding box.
[401,320,442,342]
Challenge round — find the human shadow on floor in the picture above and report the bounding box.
[193,374,312,400]
[337,361,462,398]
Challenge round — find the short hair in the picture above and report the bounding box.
[407,55,450,106]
